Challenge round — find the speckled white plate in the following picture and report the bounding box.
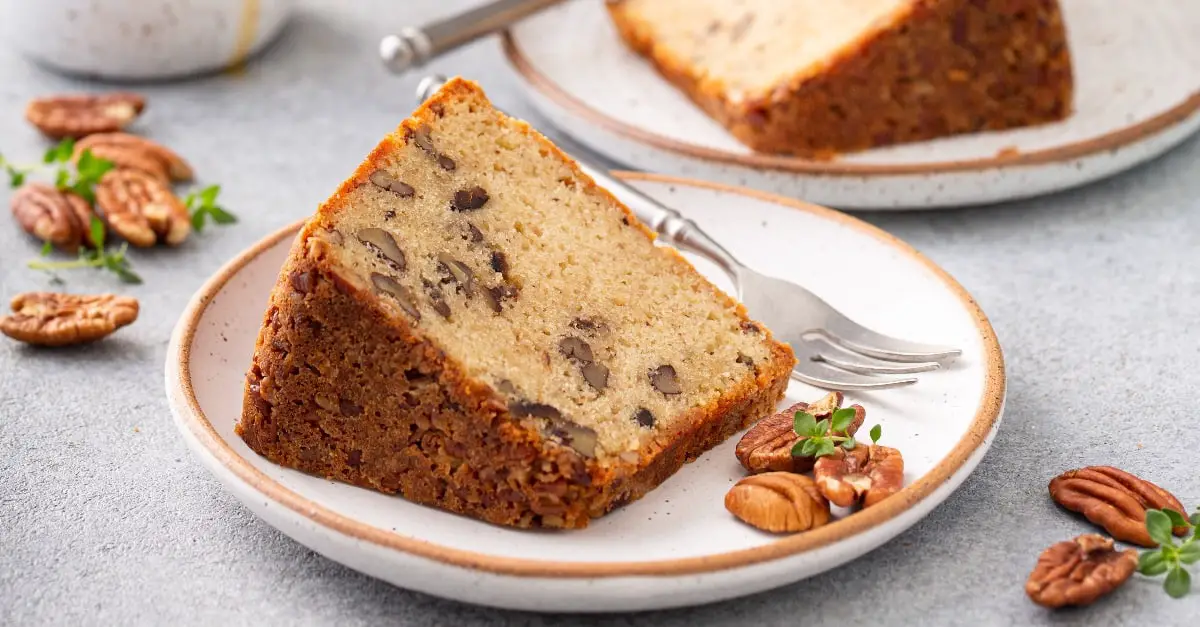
[504,0,1200,209]
[166,173,1005,612]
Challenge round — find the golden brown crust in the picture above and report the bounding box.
[237,78,794,529]
[608,0,1074,157]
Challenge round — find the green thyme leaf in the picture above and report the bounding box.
[814,418,831,436]
[1165,509,1190,530]
[26,222,135,284]
[870,424,882,444]
[8,168,25,187]
[1179,543,1200,566]
[54,169,70,188]
[208,206,237,224]
[794,412,817,437]
[184,184,236,234]
[89,216,105,250]
[842,438,857,451]
[814,439,837,458]
[1191,513,1200,527]
[75,148,113,180]
[1147,510,1176,548]
[1139,550,1170,576]
[198,184,220,206]
[115,267,143,284]
[1164,566,1191,599]
[43,138,75,164]
[830,408,856,433]
[40,241,53,257]
[191,208,208,232]
[799,438,820,458]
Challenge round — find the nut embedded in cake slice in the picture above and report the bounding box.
[236,77,794,529]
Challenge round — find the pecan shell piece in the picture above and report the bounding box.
[25,93,145,139]
[95,169,190,247]
[10,183,99,253]
[1048,466,1188,547]
[734,392,864,474]
[0,292,139,346]
[725,472,830,533]
[1025,534,1138,608]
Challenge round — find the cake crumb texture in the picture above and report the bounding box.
[236,78,793,529]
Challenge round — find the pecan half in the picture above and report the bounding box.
[10,183,100,252]
[95,169,190,247]
[725,472,830,533]
[814,444,904,508]
[74,133,193,182]
[1025,534,1138,608]
[1049,466,1188,547]
[0,292,139,346]
[734,392,863,474]
[25,93,145,139]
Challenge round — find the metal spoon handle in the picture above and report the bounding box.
[381,0,568,73]
[414,75,743,276]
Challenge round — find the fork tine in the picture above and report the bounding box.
[819,311,962,363]
[791,362,918,391]
[808,336,941,374]
[813,353,940,376]
[791,341,918,391]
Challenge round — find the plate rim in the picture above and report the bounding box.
[501,28,1200,177]
[169,172,1005,579]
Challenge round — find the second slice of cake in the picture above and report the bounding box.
[608,0,1074,157]
[237,78,794,529]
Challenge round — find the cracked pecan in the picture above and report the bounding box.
[735,391,863,473]
[25,93,145,139]
[0,292,139,346]
[10,183,101,253]
[814,444,904,508]
[95,169,190,247]
[1049,466,1188,547]
[74,133,193,182]
[1025,534,1138,608]
[724,472,830,533]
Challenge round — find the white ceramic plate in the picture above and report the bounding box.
[166,174,1005,612]
[503,0,1200,209]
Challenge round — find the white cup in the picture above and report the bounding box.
[2,0,296,80]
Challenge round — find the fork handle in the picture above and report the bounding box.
[412,75,743,276]
[575,165,742,276]
[380,0,569,73]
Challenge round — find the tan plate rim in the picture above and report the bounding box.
[173,172,1006,578]
[502,32,1200,176]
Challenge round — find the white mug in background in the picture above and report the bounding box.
[2,0,296,81]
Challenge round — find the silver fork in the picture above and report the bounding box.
[414,76,960,390]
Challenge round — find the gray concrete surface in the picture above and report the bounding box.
[2,1,1198,625]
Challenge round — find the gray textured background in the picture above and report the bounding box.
[2,1,1198,625]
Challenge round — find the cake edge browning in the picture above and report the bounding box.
[236,78,795,529]
[607,0,1074,157]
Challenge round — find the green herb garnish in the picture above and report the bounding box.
[1138,506,1200,598]
[185,184,237,232]
[28,215,141,284]
[792,408,882,459]
[3,139,112,202]
[65,147,115,203]
[1,152,36,188]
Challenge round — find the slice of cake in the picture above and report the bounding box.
[236,78,794,529]
[607,0,1074,157]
